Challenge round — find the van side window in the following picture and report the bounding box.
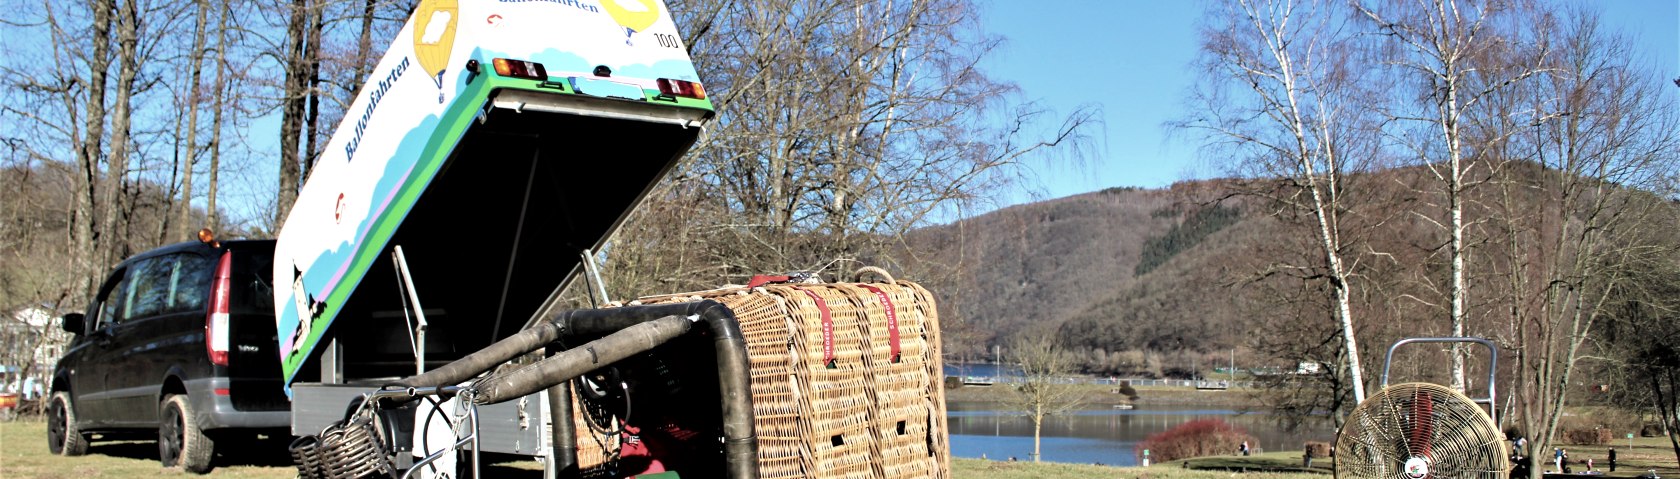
[123,254,216,320]
[96,269,131,329]
[170,254,214,314]
[128,256,175,319]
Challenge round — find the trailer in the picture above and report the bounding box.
[272,0,715,475]
[274,2,952,478]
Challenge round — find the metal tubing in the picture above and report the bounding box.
[396,321,564,389]
[389,300,759,479]
[555,300,759,479]
[400,435,475,479]
[544,374,578,478]
[472,316,693,405]
[469,393,480,479]
[1381,337,1500,422]
[392,246,431,376]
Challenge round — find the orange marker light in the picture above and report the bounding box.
[492,58,548,80]
[656,78,706,100]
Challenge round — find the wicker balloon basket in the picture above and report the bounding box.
[572,276,952,479]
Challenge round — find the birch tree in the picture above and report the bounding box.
[1184,0,1378,403]
[1355,0,1547,393]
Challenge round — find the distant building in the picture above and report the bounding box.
[1296,362,1322,375]
[3,306,73,397]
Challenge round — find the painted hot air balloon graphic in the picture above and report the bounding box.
[603,0,661,45]
[412,0,459,103]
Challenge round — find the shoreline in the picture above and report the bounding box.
[944,383,1257,408]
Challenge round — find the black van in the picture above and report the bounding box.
[47,234,290,473]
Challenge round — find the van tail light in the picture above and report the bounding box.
[492,58,548,80]
[656,78,706,99]
[206,252,232,367]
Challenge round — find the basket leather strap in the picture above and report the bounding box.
[857,284,901,363]
[747,275,790,288]
[796,288,836,368]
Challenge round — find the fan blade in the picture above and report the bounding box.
[1409,388,1434,460]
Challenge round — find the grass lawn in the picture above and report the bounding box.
[0,418,295,479]
[5,416,1676,479]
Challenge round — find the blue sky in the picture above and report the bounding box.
[175,0,1680,227]
[978,0,1680,204]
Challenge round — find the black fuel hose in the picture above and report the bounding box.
[470,316,691,405]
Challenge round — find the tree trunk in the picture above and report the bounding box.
[301,2,324,181]
[206,0,229,231]
[176,0,211,239]
[73,0,115,294]
[1032,409,1043,462]
[1652,368,1680,468]
[100,0,142,265]
[1445,75,1468,393]
[350,0,376,95]
[276,0,310,227]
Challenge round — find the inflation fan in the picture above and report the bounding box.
[1335,338,1509,479]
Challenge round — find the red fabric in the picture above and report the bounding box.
[747,275,789,288]
[858,284,901,363]
[619,424,666,475]
[797,288,835,367]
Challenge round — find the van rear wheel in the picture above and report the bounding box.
[47,392,88,456]
[160,394,215,473]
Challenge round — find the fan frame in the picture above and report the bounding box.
[1332,337,1507,479]
[1380,337,1499,424]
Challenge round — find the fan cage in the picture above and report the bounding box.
[1335,382,1509,479]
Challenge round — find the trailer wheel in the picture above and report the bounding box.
[160,394,215,473]
[47,392,89,456]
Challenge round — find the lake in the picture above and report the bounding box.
[946,401,1335,466]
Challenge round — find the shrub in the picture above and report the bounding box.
[944,376,963,390]
[1561,428,1612,445]
[1116,381,1140,401]
[1304,441,1331,458]
[1135,418,1256,462]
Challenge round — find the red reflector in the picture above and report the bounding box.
[657,78,706,100]
[206,252,232,367]
[492,58,548,80]
[213,388,231,396]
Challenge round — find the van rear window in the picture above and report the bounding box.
[229,247,276,315]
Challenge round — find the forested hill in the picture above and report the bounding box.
[906,182,1265,367]
[909,161,1680,379]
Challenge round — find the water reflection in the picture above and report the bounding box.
[946,402,1334,466]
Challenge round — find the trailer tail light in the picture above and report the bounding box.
[657,78,706,100]
[492,58,548,80]
[206,251,232,367]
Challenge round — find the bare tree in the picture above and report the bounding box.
[275,0,317,227]
[1501,11,1680,477]
[1355,0,1551,393]
[1600,245,1680,468]
[601,0,1096,297]
[70,0,115,294]
[1183,0,1380,403]
[1004,333,1083,462]
[204,0,232,232]
[172,0,212,240]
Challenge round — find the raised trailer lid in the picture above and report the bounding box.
[273,0,712,388]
